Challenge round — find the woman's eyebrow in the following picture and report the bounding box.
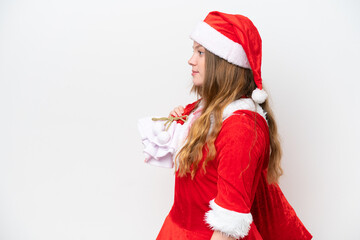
[193,45,204,49]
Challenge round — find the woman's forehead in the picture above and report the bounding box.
[192,41,204,49]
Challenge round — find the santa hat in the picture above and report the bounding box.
[190,11,268,104]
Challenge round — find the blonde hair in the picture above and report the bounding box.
[175,49,283,184]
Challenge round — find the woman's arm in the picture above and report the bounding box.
[211,231,236,240]
[205,113,268,239]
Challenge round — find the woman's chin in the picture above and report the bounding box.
[192,79,204,87]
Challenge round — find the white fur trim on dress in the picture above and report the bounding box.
[190,21,251,68]
[205,199,253,239]
[222,98,267,122]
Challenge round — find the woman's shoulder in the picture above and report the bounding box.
[219,110,269,143]
[224,110,267,128]
[215,110,270,164]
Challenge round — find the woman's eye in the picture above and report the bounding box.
[198,51,204,55]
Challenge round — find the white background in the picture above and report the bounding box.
[1,0,359,239]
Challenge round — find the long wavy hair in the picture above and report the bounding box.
[175,49,283,184]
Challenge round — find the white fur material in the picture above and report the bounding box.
[222,98,267,122]
[138,98,267,169]
[137,108,200,168]
[205,199,253,239]
[190,21,251,69]
[251,88,268,104]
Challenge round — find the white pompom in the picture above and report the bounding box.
[251,88,268,104]
[157,131,171,144]
[152,121,165,136]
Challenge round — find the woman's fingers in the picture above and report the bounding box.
[169,110,176,117]
[170,106,185,117]
[174,106,184,116]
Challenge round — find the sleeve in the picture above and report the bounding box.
[204,114,268,239]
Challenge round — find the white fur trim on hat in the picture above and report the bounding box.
[204,199,253,239]
[251,88,268,104]
[190,21,251,68]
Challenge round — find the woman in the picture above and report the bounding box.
[138,11,312,240]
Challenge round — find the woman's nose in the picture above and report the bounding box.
[188,55,196,66]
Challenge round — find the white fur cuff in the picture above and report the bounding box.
[204,199,253,239]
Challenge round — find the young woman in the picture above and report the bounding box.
[138,11,312,240]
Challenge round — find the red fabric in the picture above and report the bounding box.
[204,11,263,90]
[157,214,213,240]
[214,110,269,214]
[173,99,202,124]
[157,101,312,240]
[251,172,313,239]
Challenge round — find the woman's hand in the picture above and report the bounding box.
[169,105,185,117]
[210,231,236,240]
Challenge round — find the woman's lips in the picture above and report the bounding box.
[192,71,199,76]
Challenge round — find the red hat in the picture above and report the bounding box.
[190,11,268,104]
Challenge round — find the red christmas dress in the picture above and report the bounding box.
[138,100,312,240]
